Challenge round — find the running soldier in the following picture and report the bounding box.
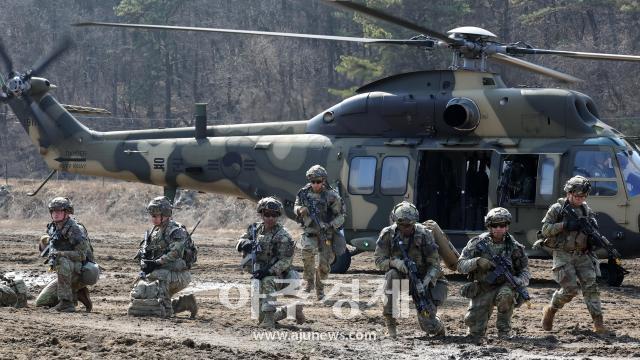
[294,165,346,300]
[538,176,612,335]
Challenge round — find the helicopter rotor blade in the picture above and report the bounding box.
[490,53,582,83]
[30,35,73,78]
[0,39,13,75]
[506,46,640,62]
[323,0,455,45]
[74,22,437,47]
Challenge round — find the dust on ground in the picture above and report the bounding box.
[1,219,640,360]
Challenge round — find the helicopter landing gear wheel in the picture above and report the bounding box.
[331,251,352,274]
[598,261,628,287]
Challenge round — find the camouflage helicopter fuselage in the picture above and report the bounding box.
[9,70,640,261]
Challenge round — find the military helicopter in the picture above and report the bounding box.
[2,1,639,285]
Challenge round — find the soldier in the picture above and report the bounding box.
[538,176,612,335]
[35,197,95,312]
[236,197,304,328]
[374,201,447,338]
[294,165,346,300]
[0,273,27,308]
[134,196,197,318]
[458,207,530,338]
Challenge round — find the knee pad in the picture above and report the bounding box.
[496,295,513,313]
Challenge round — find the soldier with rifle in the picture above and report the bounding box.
[294,165,346,300]
[236,197,304,328]
[129,196,197,318]
[374,201,447,338]
[35,197,96,313]
[458,207,530,339]
[538,176,616,335]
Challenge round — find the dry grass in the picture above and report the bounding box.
[0,178,272,234]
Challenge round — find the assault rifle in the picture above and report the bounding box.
[396,237,436,318]
[134,229,159,275]
[562,205,628,281]
[297,189,332,246]
[476,241,531,306]
[40,223,61,268]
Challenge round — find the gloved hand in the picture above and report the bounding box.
[476,257,495,271]
[252,268,270,280]
[297,207,309,217]
[532,239,544,250]
[235,239,252,253]
[389,258,408,274]
[563,217,580,232]
[142,259,160,273]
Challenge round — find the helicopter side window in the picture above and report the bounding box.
[348,156,377,195]
[381,156,409,195]
[573,150,618,196]
[539,157,555,196]
[616,150,640,197]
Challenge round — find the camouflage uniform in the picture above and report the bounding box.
[236,197,303,328]
[540,176,609,333]
[0,274,27,308]
[457,208,530,337]
[142,218,193,316]
[374,201,447,337]
[294,165,345,298]
[35,217,94,310]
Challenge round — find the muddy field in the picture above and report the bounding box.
[1,220,640,360]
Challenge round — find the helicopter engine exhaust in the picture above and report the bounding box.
[443,97,480,132]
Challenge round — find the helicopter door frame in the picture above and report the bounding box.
[342,145,416,232]
[567,146,628,224]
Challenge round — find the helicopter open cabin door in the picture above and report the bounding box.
[569,146,628,225]
[490,152,563,240]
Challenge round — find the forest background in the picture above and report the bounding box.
[2,0,640,178]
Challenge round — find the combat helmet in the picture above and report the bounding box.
[146,196,173,216]
[391,201,419,225]
[484,207,512,227]
[256,196,283,215]
[564,175,592,195]
[48,197,74,214]
[306,165,328,180]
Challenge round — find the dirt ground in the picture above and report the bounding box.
[1,220,640,360]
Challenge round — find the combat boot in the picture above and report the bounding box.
[53,300,75,313]
[259,311,276,329]
[304,281,314,293]
[541,305,558,331]
[295,303,306,324]
[274,308,287,323]
[316,288,325,301]
[384,315,398,339]
[592,315,614,336]
[77,287,92,313]
[171,294,198,319]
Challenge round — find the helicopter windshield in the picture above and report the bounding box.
[572,150,617,196]
[616,150,640,197]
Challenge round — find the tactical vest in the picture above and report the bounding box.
[386,224,437,277]
[553,200,589,252]
[47,218,94,262]
[253,222,285,268]
[469,233,517,283]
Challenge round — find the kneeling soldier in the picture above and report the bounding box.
[236,197,304,328]
[129,196,197,318]
[374,201,447,338]
[36,197,96,313]
[458,207,530,338]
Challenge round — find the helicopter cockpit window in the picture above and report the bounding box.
[616,150,640,197]
[573,150,617,196]
[497,155,537,205]
[348,156,377,195]
[381,156,409,195]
